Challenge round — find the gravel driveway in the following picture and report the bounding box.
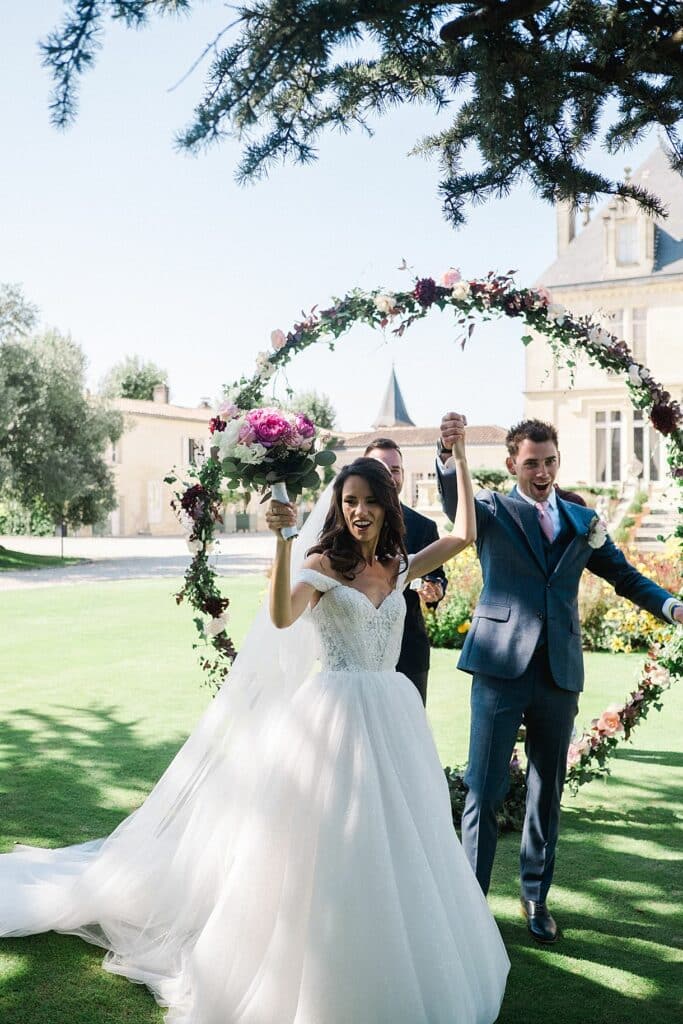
[0,534,275,590]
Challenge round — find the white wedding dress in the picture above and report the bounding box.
[0,559,509,1023]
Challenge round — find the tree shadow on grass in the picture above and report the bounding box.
[492,757,683,1024]
[0,706,183,1022]
[0,705,185,848]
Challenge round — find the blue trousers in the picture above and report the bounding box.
[461,646,579,901]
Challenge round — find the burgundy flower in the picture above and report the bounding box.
[204,595,229,618]
[414,277,437,307]
[650,401,681,436]
[209,416,227,434]
[181,484,205,518]
[502,293,524,316]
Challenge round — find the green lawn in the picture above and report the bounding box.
[0,545,82,571]
[0,577,681,1023]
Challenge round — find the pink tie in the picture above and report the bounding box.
[535,501,554,542]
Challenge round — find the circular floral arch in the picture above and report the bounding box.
[173,270,682,795]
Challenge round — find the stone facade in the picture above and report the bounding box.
[105,388,210,536]
[526,146,683,491]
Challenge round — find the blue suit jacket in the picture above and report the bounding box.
[399,503,447,676]
[438,468,674,692]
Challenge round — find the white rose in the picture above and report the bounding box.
[216,417,246,457]
[232,441,267,466]
[255,351,276,379]
[649,665,671,688]
[187,537,202,555]
[547,302,566,324]
[206,615,229,638]
[628,364,642,386]
[451,280,471,301]
[587,517,607,549]
[588,325,608,348]
[374,293,396,315]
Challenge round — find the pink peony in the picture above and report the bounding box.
[294,413,315,439]
[271,328,287,351]
[440,268,462,288]
[534,286,552,306]
[246,407,292,447]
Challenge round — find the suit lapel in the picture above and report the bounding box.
[550,497,593,576]
[503,489,548,574]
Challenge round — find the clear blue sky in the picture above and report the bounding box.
[1,2,660,431]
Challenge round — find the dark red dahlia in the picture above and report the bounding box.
[414,277,437,307]
[502,293,524,316]
[209,416,227,434]
[650,401,681,436]
[204,595,229,618]
[181,483,205,518]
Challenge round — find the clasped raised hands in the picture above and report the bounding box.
[440,412,468,457]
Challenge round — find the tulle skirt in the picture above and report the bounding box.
[0,668,509,1023]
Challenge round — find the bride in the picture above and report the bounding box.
[0,429,509,1022]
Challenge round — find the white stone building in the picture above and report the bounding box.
[526,145,682,492]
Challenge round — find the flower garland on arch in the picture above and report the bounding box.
[171,268,683,793]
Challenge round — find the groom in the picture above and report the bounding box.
[365,438,447,706]
[437,414,683,942]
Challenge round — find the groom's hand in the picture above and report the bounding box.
[417,580,443,604]
[440,412,467,461]
[673,605,683,625]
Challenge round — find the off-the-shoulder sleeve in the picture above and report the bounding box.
[294,567,340,592]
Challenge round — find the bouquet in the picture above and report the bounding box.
[209,401,336,538]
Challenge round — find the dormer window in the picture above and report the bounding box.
[616,220,639,265]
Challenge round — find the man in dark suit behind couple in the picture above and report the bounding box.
[364,438,447,707]
[437,414,683,943]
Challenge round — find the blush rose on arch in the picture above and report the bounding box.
[171,268,682,796]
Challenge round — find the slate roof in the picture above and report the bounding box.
[335,425,507,449]
[539,145,683,288]
[372,367,416,427]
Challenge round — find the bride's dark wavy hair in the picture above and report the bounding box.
[308,458,408,580]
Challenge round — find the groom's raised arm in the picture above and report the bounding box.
[436,412,493,532]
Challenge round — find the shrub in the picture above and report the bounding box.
[445,750,526,833]
[579,547,680,653]
[425,546,482,649]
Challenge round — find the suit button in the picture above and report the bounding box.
[546,583,551,590]
[537,611,545,620]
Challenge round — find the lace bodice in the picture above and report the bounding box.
[296,566,409,672]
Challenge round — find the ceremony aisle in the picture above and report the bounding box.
[0,578,680,1024]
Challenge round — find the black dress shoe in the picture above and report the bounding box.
[520,898,558,943]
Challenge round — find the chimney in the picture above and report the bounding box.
[152,383,170,404]
[556,200,576,255]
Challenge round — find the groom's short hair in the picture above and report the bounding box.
[506,419,558,457]
[364,437,403,458]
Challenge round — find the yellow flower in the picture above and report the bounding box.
[457,620,471,634]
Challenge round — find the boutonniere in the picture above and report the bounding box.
[586,516,607,549]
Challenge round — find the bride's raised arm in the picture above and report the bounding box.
[267,502,317,628]
[406,430,476,583]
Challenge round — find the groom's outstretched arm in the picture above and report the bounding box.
[587,538,683,624]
